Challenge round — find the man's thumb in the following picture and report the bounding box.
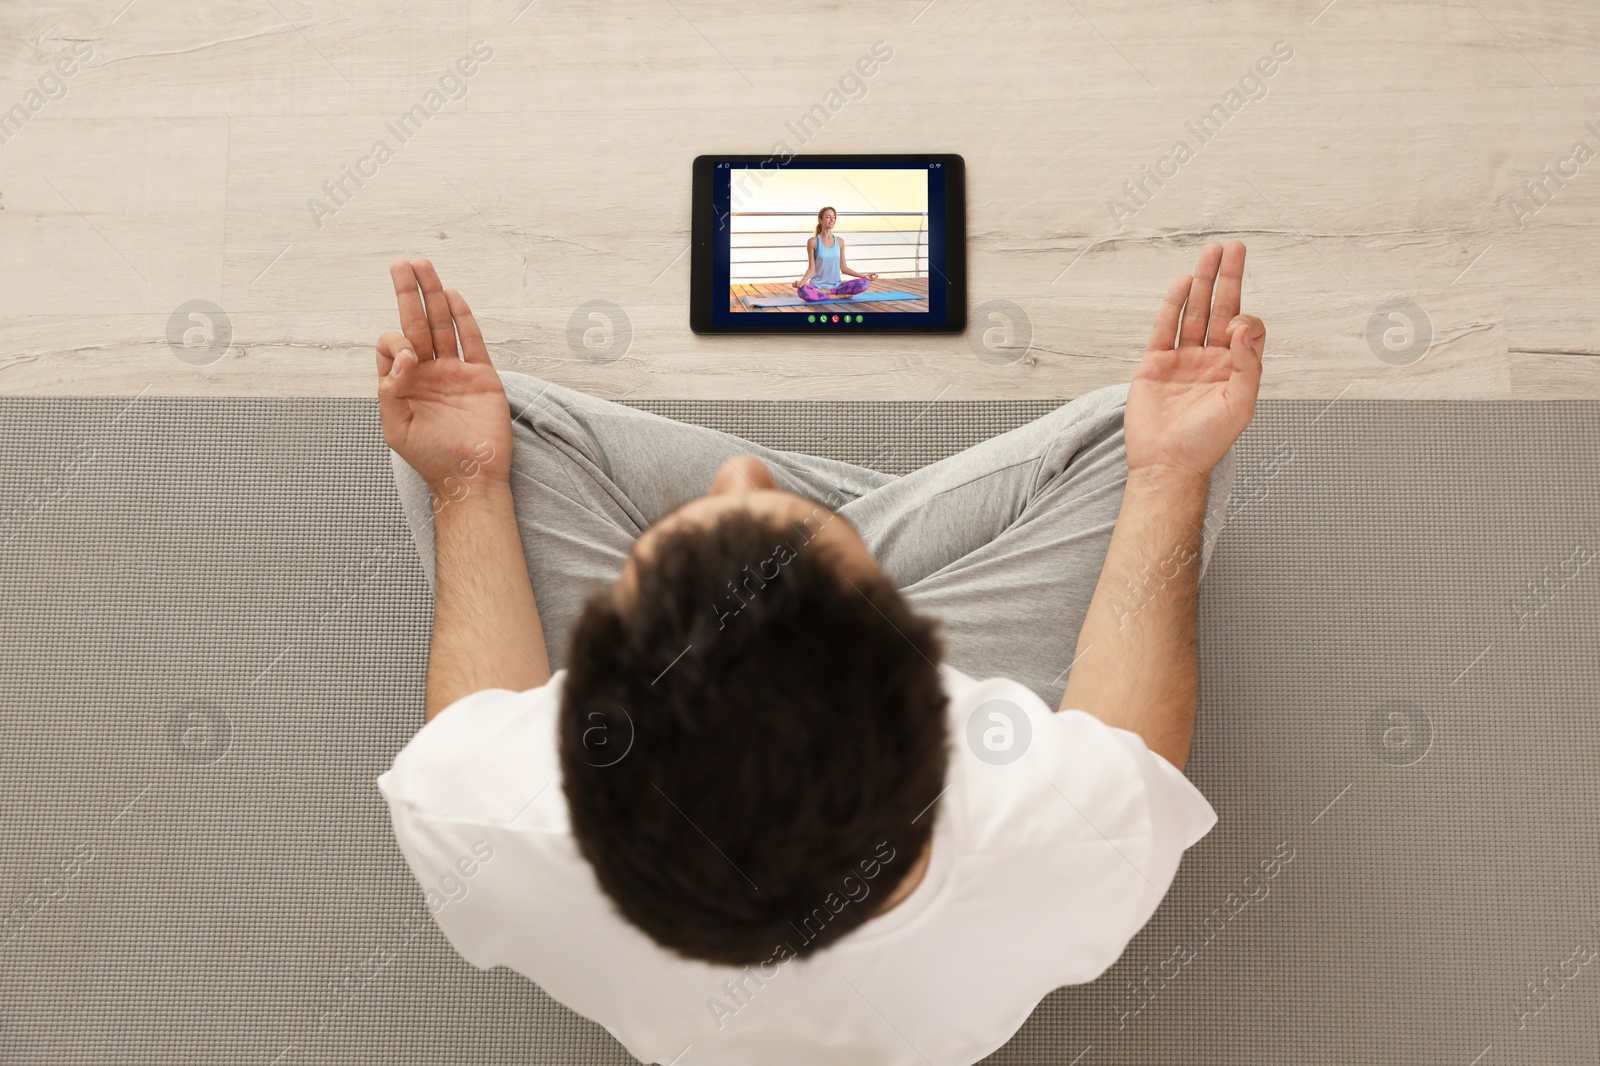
[390,347,416,380]
[1229,321,1259,377]
[377,349,415,430]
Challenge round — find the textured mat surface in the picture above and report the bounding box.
[1,396,1596,1066]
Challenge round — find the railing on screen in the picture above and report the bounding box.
[728,211,927,286]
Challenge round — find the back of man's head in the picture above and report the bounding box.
[559,506,949,967]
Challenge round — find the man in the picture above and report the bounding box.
[376,242,1266,1065]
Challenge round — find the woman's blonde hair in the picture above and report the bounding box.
[814,206,837,236]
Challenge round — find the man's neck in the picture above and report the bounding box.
[873,838,932,916]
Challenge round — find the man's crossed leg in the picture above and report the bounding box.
[392,376,1237,710]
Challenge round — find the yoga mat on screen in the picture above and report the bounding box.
[740,290,925,308]
[0,395,1595,1065]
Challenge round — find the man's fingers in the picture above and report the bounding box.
[412,258,459,361]
[1178,243,1223,348]
[1206,241,1247,348]
[446,289,492,365]
[1148,274,1192,352]
[390,259,434,360]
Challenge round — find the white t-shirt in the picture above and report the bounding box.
[376,664,1216,1066]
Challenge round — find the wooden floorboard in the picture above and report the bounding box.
[0,1,1595,399]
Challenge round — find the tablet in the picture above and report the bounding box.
[690,154,965,335]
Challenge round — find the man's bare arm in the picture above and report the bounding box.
[1059,240,1265,771]
[1059,468,1207,770]
[427,480,551,720]
[375,258,553,722]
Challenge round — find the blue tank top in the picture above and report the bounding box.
[810,231,841,287]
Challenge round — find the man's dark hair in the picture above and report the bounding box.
[559,505,948,967]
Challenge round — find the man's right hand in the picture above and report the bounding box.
[377,258,513,491]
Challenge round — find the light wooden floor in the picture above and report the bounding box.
[0,0,1596,400]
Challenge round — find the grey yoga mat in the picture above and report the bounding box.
[0,396,1595,1065]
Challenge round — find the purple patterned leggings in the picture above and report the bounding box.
[797,277,870,302]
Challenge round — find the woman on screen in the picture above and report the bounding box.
[792,206,879,302]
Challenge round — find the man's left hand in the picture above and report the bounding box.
[377,258,513,491]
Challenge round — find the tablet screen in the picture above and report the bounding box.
[692,154,964,334]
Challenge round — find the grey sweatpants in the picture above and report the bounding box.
[391,372,1236,710]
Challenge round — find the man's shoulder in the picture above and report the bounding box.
[934,664,1193,852]
[378,671,570,830]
